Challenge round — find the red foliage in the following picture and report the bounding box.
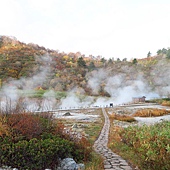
[7,113,43,139]
[53,121,65,136]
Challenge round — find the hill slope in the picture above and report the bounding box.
[0,35,170,100]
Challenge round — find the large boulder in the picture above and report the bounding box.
[57,158,85,170]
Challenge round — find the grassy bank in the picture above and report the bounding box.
[108,118,170,170]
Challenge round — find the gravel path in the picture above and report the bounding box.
[93,108,134,170]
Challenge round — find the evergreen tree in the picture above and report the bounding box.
[147,51,151,58]
[132,58,137,64]
[88,61,96,71]
[117,58,121,62]
[100,57,106,63]
[122,58,127,62]
[157,49,162,55]
[108,58,113,65]
[77,57,86,68]
[162,48,167,54]
[166,49,170,59]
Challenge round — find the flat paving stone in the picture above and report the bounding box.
[104,165,112,169]
[120,166,134,170]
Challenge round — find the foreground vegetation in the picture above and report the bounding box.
[0,111,97,170]
[108,111,170,170]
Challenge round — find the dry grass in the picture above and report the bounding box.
[132,108,170,117]
[109,113,136,122]
[162,101,170,106]
[109,125,123,144]
[85,152,104,170]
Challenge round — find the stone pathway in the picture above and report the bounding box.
[93,108,134,170]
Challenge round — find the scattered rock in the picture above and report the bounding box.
[0,166,18,170]
[57,158,85,170]
[77,163,85,170]
[113,120,137,128]
[72,123,78,128]
[63,112,72,116]
[117,110,124,114]
[79,124,88,128]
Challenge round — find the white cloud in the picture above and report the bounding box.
[0,1,22,32]
[1,0,170,59]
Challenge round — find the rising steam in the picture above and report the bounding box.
[0,55,170,111]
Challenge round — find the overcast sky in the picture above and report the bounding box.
[1,0,170,60]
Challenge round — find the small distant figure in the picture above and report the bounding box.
[110,103,113,107]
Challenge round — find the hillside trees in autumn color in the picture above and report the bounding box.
[1,36,170,98]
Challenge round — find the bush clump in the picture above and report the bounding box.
[0,112,92,170]
[0,136,75,169]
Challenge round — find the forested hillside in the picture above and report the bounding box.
[0,35,170,100]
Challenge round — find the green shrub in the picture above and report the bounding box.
[120,121,170,170]
[0,136,81,170]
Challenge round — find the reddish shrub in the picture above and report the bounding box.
[7,113,43,139]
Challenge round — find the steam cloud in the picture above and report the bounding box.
[0,54,55,112]
[0,55,170,111]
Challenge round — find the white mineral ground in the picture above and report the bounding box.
[127,104,170,125]
[55,103,170,125]
[134,115,170,125]
[54,108,99,122]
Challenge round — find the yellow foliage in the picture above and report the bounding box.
[132,108,170,117]
[63,55,70,61]
[0,115,10,136]
[56,73,60,77]
[67,61,73,67]
[138,58,158,67]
